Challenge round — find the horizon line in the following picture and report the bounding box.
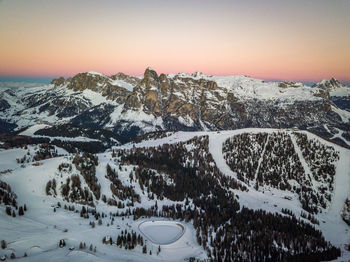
[0,71,350,83]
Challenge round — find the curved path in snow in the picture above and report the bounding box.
[138,220,186,245]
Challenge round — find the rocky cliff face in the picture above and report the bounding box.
[1,68,350,147]
[313,78,350,112]
[313,77,344,91]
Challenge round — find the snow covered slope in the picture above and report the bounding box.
[0,146,205,261]
[120,128,350,259]
[0,128,349,261]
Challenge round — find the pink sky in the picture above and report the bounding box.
[0,0,349,81]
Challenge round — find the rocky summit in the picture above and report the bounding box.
[1,68,350,150]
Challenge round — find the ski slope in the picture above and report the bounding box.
[125,128,350,260]
[0,128,349,261]
[0,148,205,261]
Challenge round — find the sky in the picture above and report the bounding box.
[0,0,349,82]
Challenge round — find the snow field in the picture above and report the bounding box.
[0,149,205,261]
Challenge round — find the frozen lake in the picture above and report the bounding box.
[138,220,185,245]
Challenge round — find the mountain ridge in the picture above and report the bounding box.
[1,68,350,150]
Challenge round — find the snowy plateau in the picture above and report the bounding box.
[0,69,350,262]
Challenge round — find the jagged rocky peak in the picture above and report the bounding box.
[66,72,111,92]
[143,67,159,81]
[50,71,110,90]
[111,72,127,80]
[139,67,160,90]
[50,71,139,97]
[159,73,168,82]
[51,76,66,87]
[313,77,344,90]
[192,71,205,78]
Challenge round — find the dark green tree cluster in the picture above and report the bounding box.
[111,135,340,261]
[0,180,27,217]
[106,164,140,205]
[45,179,57,196]
[78,241,96,253]
[294,133,339,214]
[103,229,145,251]
[51,139,106,153]
[223,133,268,183]
[58,162,72,172]
[133,130,173,143]
[224,132,335,214]
[256,133,304,190]
[73,153,101,199]
[294,133,338,189]
[60,175,94,206]
[341,196,350,226]
[33,143,59,161]
[0,180,17,208]
[121,136,245,202]
[301,210,320,225]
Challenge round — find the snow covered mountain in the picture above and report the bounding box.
[1,68,350,151]
[0,128,349,261]
[312,78,350,113]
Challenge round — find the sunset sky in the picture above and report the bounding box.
[0,0,349,81]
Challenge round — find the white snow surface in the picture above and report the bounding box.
[330,86,350,97]
[139,221,185,245]
[107,105,164,131]
[331,105,350,123]
[18,124,100,142]
[167,73,322,101]
[87,71,106,77]
[110,79,134,92]
[0,146,205,261]
[81,89,109,106]
[19,124,51,136]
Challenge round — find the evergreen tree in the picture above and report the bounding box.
[18,206,24,216]
[1,240,7,249]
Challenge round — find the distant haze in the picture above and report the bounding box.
[0,77,52,84]
[0,0,349,82]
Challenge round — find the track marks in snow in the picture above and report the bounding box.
[290,134,316,186]
[254,134,270,185]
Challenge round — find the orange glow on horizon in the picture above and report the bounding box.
[0,0,349,82]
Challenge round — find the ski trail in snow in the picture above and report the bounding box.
[330,148,350,216]
[208,133,250,189]
[254,134,270,185]
[289,133,317,187]
[318,147,350,250]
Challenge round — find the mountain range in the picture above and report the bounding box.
[0,69,350,261]
[1,68,349,152]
